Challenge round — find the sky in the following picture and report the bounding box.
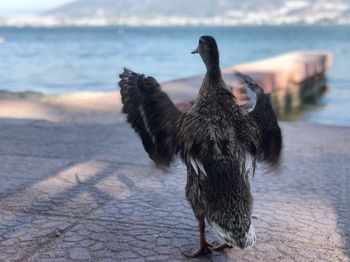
[0,0,73,16]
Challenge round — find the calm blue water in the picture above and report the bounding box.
[0,26,349,125]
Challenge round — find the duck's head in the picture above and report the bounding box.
[192,36,220,69]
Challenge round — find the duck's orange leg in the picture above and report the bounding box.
[181,217,212,258]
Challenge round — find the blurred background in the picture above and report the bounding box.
[0,0,350,125]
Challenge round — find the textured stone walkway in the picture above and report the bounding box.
[0,118,349,261]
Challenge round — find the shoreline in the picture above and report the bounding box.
[0,90,124,124]
[0,50,336,125]
[2,88,350,127]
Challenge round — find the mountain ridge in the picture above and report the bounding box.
[2,0,350,26]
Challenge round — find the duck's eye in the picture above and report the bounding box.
[199,39,205,44]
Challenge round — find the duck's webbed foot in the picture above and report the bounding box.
[181,217,212,258]
[213,243,232,251]
[181,242,212,258]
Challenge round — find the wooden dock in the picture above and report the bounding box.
[163,51,332,117]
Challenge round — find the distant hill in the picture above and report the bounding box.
[44,0,350,25]
[44,0,284,18]
[2,0,350,26]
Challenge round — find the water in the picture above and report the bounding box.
[0,25,349,125]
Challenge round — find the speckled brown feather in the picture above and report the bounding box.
[178,68,261,247]
[119,68,181,167]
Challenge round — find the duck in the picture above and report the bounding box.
[118,35,282,258]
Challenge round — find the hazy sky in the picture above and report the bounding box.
[0,0,73,16]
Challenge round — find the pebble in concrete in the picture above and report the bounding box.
[69,248,91,260]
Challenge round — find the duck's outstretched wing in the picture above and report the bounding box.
[235,71,282,166]
[119,68,182,167]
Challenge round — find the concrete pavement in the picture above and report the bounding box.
[0,116,349,261]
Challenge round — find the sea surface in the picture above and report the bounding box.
[0,25,349,126]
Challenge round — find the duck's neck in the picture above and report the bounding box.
[198,64,222,99]
[205,64,222,83]
[203,51,222,82]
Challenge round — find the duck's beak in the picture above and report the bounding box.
[191,47,199,54]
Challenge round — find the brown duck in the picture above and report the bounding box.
[118,36,282,258]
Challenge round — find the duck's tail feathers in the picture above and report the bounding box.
[201,158,256,249]
[210,221,256,249]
